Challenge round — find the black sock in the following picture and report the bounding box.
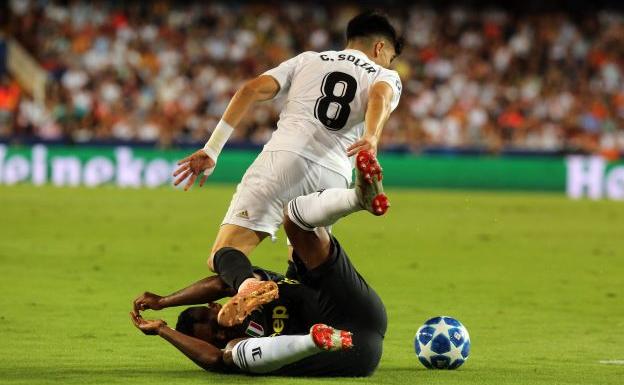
[213,247,254,291]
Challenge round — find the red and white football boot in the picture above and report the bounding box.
[310,323,354,351]
[355,150,390,216]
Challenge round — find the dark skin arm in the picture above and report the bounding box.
[133,275,236,313]
[130,311,226,371]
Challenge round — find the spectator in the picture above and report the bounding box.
[2,0,623,157]
[0,75,21,136]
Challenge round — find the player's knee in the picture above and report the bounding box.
[207,250,217,271]
[207,254,216,272]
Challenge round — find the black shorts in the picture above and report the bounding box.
[275,236,387,377]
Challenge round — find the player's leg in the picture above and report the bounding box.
[273,329,383,377]
[218,152,388,376]
[283,150,389,335]
[283,213,333,269]
[283,158,349,278]
[211,244,280,323]
[215,151,334,325]
[215,217,332,327]
[215,151,348,279]
[207,151,293,272]
[284,150,388,265]
[207,224,267,271]
[225,324,352,374]
[281,239,387,336]
[283,213,387,376]
[284,203,387,335]
[203,151,289,326]
[287,150,389,231]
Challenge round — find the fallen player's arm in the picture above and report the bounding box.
[173,75,281,190]
[158,324,226,371]
[130,312,227,372]
[347,81,394,157]
[133,275,236,312]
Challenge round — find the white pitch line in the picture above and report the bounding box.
[598,360,624,365]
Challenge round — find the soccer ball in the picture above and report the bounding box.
[414,316,471,369]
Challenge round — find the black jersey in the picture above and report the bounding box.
[238,236,387,377]
[239,269,323,338]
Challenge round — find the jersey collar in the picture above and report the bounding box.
[343,48,373,62]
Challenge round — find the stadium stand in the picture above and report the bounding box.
[2,1,624,156]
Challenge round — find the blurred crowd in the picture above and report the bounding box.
[2,0,624,155]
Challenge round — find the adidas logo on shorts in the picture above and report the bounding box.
[236,210,249,219]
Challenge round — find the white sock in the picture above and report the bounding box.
[287,188,361,230]
[232,334,320,374]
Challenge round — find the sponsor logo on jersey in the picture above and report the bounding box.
[236,210,249,219]
[278,277,300,285]
[270,305,289,336]
[245,321,264,337]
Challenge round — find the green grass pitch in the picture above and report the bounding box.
[1,184,623,385]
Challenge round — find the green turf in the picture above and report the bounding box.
[0,184,623,385]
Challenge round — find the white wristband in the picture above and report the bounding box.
[203,119,235,162]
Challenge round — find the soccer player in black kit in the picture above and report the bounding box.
[131,151,389,376]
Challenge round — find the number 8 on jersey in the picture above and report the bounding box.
[314,72,358,130]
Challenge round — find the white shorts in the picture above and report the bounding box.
[222,150,349,238]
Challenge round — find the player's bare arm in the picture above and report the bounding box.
[347,81,394,157]
[133,275,236,312]
[173,75,280,190]
[130,311,227,371]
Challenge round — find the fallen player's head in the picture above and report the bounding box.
[346,10,404,66]
[175,303,242,348]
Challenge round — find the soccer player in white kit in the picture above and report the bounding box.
[173,11,403,285]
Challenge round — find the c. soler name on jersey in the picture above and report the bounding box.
[319,53,377,74]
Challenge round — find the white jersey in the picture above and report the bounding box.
[262,49,402,181]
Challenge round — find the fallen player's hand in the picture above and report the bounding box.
[173,150,216,191]
[130,311,167,336]
[347,135,378,157]
[133,291,165,313]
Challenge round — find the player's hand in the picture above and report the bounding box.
[133,292,165,313]
[347,135,378,157]
[173,150,216,191]
[130,311,167,336]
